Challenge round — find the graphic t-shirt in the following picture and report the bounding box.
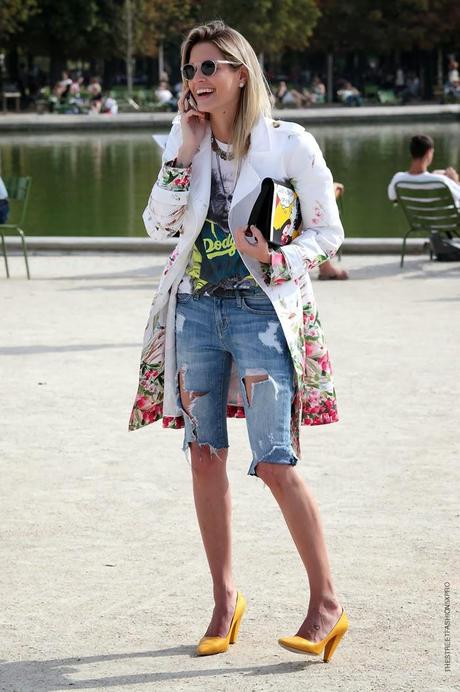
[178,139,256,294]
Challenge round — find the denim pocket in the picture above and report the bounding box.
[176,292,193,304]
[241,292,276,315]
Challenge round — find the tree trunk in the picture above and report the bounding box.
[125,0,133,96]
[49,54,67,86]
[6,46,19,82]
[326,52,333,103]
[103,59,118,90]
[437,47,443,90]
[424,50,433,100]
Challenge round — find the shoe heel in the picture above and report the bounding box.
[229,614,242,644]
[323,632,345,662]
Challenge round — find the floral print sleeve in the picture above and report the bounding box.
[158,160,192,191]
[260,249,292,286]
[142,159,192,239]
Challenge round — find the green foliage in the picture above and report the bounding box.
[6,0,460,67]
[133,0,194,57]
[312,0,460,53]
[16,0,122,58]
[0,0,38,44]
[190,0,320,55]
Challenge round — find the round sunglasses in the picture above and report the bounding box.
[181,59,241,81]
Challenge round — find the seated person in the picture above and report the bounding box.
[400,73,420,104]
[0,176,9,224]
[88,76,102,98]
[318,182,349,280]
[337,80,362,106]
[89,94,103,114]
[388,134,460,207]
[57,70,72,102]
[275,80,307,108]
[155,80,177,110]
[101,94,118,115]
[444,60,460,100]
[310,75,326,104]
[70,76,84,97]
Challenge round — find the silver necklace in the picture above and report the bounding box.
[214,150,240,219]
[211,133,234,160]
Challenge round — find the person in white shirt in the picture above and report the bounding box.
[388,134,460,207]
[102,95,118,115]
[154,80,177,109]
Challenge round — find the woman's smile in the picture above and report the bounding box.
[195,88,216,102]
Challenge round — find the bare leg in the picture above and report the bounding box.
[256,462,343,641]
[190,443,237,637]
[179,376,237,638]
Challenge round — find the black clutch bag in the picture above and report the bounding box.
[248,178,302,248]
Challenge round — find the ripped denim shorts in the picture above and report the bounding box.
[175,288,298,477]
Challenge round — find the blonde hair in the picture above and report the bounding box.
[181,20,273,160]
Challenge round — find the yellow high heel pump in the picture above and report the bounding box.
[196,592,247,656]
[278,608,348,663]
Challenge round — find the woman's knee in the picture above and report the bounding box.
[256,461,297,489]
[189,442,228,477]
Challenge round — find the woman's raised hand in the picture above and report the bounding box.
[175,91,208,166]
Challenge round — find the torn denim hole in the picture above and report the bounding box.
[178,368,227,465]
[241,369,282,408]
[178,367,208,422]
[241,368,268,407]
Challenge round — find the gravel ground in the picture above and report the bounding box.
[1,252,458,692]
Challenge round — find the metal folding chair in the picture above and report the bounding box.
[0,176,32,279]
[395,180,460,267]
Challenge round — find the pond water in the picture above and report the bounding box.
[1,121,459,237]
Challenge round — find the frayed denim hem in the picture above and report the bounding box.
[248,446,298,477]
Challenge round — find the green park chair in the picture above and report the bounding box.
[335,183,344,262]
[377,89,400,105]
[395,180,460,267]
[0,176,32,279]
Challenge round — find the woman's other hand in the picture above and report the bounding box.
[234,225,270,263]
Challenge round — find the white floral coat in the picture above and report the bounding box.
[129,115,344,457]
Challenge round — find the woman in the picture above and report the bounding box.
[129,20,349,661]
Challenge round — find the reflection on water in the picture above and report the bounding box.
[0,122,459,237]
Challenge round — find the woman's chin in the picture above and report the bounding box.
[197,103,213,114]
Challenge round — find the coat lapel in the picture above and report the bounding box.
[188,124,212,234]
[228,115,273,233]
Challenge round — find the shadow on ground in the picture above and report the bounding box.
[0,647,317,691]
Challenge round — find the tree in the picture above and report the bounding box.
[0,0,38,46]
[13,0,124,80]
[134,0,193,58]
[311,0,460,54]
[188,0,320,57]
[307,0,460,99]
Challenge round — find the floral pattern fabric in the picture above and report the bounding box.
[129,116,344,458]
[261,249,292,286]
[158,161,192,191]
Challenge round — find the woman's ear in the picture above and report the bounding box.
[239,67,249,88]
